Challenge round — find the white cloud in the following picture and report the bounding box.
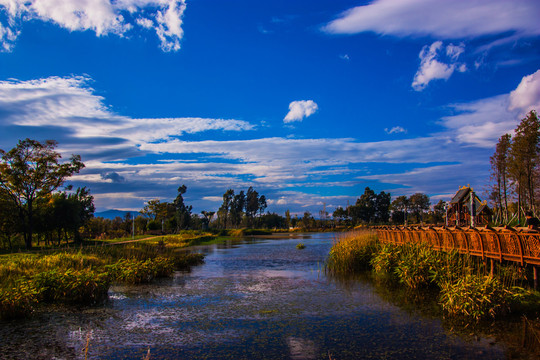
[323,0,540,39]
[0,75,254,145]
[412,41,465,90]
[283,100,318,123]
[0,0,187,52]
[2,70,539,213]
[384,126,407,134]
[508,69,540,115]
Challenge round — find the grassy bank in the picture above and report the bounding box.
[0,239,204,320]
[326,230,540,322]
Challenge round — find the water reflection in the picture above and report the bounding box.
[0,233,536,359]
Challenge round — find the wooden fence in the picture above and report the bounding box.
[375,226,540,267]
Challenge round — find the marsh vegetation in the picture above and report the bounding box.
[326,230,540,322]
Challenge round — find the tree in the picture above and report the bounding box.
[0,187,19,249]
[490,134,512,223]
[230,190,246,228]
[409,193,431,224]
[246,186,259,225]
[374,191,391,223]
[258,195,267,218]
[218,189,234,228]
[390,195,409,225]
[508,110,539,221]
[352,187,377,223]
[332,206,349,226]
[0,139,84,249]
[174,185,192,231]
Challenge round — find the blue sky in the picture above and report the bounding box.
[0,0,539,216]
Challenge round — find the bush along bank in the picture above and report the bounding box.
[0,241,204,320]
[325,231,540,322]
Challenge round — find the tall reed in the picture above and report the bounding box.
[325,230,379,275]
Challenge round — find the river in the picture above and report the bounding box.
[0,233,536,359]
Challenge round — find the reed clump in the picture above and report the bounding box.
[325,230,379,274]
[0,240,205,320]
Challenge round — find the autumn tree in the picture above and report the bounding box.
[0,139,84,249]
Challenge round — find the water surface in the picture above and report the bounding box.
[0,233,534,359]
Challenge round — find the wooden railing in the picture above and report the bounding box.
[375,226,540,266]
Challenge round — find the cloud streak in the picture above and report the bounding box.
[323,0,540,39]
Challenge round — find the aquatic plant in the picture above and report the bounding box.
[438,274,526,321]
[325,230,379,274]
[0,239,205,319]
[32,269,110,304]
[0,281,38,319]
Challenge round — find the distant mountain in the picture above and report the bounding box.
[94,209,137,220]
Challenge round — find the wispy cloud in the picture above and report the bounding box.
[323,0,540,39]
[284,100,318,123]
[0,0,187,52]
[384,126,407,135]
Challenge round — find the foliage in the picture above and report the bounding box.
[0,138,85,249]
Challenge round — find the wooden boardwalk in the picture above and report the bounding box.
[375,226,540,267]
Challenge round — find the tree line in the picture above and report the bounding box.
[489,110,539,224]
[331,187,444,226]
[0,138,279,250]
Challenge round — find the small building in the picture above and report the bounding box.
[446,186,491,227]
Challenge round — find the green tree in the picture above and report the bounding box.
[174,185,192,231]
[218,189,235,229]
[391,195,409,225]
[489,133,512,223]
[0,187,19,249]
[374,191,391,223]
[0,139,84,249]
[246,186,259,225]
[508,110,539,221]
[409,193,431,224]
[352,187,377,223]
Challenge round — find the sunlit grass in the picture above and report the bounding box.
[0,239,205,320]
